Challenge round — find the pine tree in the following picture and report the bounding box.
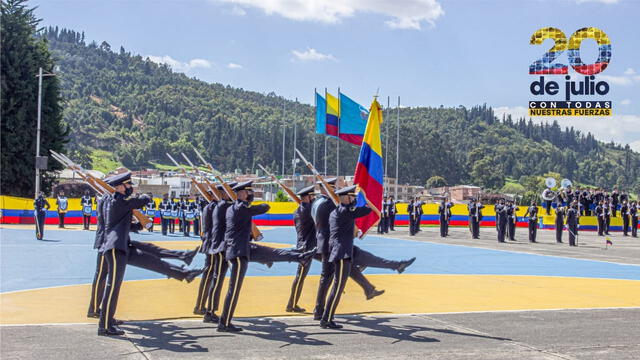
[1,0,68,197]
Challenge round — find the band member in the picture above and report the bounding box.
[408,198,417,236]
[604,200,612,235]
[438,199,451,238]
[286,185,317,313]
[506,200,519,241]
[179,195,188,234]
[144,193,156,232]
[377,195,388,234]
[555,201,565,243]
[611,188,619,217]
[544,195,553,215]
[631,201,638,238]
[169,195,179,234]
[34,192,50,240]
[81,190,93,230]
[194,194,206,237]
[621,200,630,236]
[388,196,397,231]
[415,197,423,232]
[495,199,507,243]
[321,185,371,329]
[183,196,197,237]
[218,181,269,332]
[469,198,483,239]
[159,194,171,235]
[523,201,538,243]
[567,202,579,247]
[595,200,605,236]
[56,190,68,228]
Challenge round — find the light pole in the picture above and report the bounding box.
[34,67,56,198]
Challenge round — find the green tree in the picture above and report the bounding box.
[471,158,505,190]
[274,189,290,202]
[1,0,68,197]
[425,175,447,189]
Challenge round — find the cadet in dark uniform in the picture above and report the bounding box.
[495,199,507,243]
[218,181,269,332]
[194,191,216,315]
[567,202,579,246]
[415,197,423,232]
[523,201,538,243]
[34,192,50,240]
[506,200,520,241]
[621,200,630,236]
[144,193,156,232]
[56,190,68,228]
[604,200,612,235]
[438,199,451,238]
[595,201,605,236]
[611,188,619,217]
[388,196,397,231]
[159,194,171,235]
[377,195,389,234]
[321,185,372,329]
[98,173,201,336]
[407,199,416,236]
[170,196,179,234]
[469,199,483,239]
[81,190,94,230]
[555,201,565,243]
[631,201,638,238]
[286,185,317,313]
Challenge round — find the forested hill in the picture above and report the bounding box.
[41,27,639,192]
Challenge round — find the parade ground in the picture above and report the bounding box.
[1,225,639,359]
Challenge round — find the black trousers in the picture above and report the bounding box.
[497,220,506,242]
[219,256,248,327]
[605,216,611,234]
[416,215,422,231]
[612,205,618,218]
[183,219,191,236]
[147,218,154,232]
[99,249,127,330]
[35,210,46,240]
[507,218,516,240]
[389,213,396,230]
[250,244,301,263]
[322,258,351,322]
[528,220,537,242]
[88,252,107,315]
[207,252,229,314]
[161,216,169,235]
[170,218,176,233]
[83,214,91,230]
[58,212,66,228]
[194,218,200,237]
[353,246,400,270]
[130,240,189,260]
[195,254,215,312]
[555,222,563,243]
[623,215,630,236]
[409,216,418,236]
[287,260,311,309]
[632,217,638,237]
[598,217,605,235]
[545,200,552,215]
[568,224,578,246]
[471,218,480,238]
[127,247,191,280]
[439,218,447,237]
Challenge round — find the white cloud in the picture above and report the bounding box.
[623,68,636,75]
[599,75,633,86]
[216,0,444,30]
[291,48,337,62]
[620,99,631,105]
[230,5,246,15]
[146,55,212,73]
[494,106,640,151]
[227,62,243,69]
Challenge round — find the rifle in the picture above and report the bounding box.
[190,147,263,241]
[295,148,339,206]
[166,153,214,202]
[257,164,300,204]
[49,150,153,229]
[181,153,223,201]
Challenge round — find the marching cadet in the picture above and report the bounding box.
[566,202,579,246]
[81,190,94,230]
[286,185,317,313]
[555,201,565,243]
[218,181,270,332]
[595,200,605,236]
[159,194,171,236]
[604,200,612,235]
[320,185,372,329]
[438,199,450,238]
[144,193,156,232]
[506,200,520,241]
[194,191,216,316]
[611,188,619,217]
[523,201,539,243]
[194,194,207,237]
[34,192,50,240]
[621,200,630,236]
[495,199,507,243]
[631,201,638,238]
[97,173,201,336]
[388,196,397,231]
[56,190,68,228]
[469,198,483,239]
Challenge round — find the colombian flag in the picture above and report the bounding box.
[326,92,339,137]
[354,98,384,237]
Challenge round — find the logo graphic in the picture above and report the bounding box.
[528,27,612,116]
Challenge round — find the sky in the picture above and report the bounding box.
[32,0,640,150]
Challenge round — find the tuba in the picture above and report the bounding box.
[541,188,556,202]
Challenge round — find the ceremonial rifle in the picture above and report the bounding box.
[180,153,223,201]
[49,150,153,229]
[294,148,339,206]
[257,164,300,204]
[166,153,213,202]
[191,146,263,241]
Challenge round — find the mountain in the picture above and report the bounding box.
[40,27,640,194]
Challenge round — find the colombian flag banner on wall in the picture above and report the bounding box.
[354,98,384,237]
[326,92,340,137]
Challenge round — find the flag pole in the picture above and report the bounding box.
[384,95,390,190]
[313,88,317,169]
[293,97,298,189]
[337,87,341,179]
[282,100,286,177]
[395,96,400,199]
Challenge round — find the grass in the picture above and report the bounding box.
[90,149,122,174]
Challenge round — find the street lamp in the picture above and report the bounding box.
[34,67,56,198]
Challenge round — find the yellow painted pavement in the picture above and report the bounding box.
[1,275,639,325]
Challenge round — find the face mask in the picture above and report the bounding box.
[125,187,133,197]
[247,193,254,202]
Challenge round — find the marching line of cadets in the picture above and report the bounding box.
[80,173,415,336]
